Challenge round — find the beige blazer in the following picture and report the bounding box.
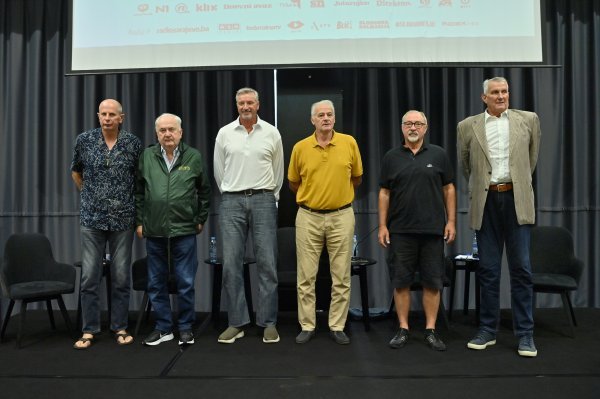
[457,109,541,230]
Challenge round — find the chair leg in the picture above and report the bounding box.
[565,292,577,326]
[437,292,450,330]
[448,268,457,321]
[17,300,27,348]
[357,266,370,332]
[145,296,152,321]
[46,299,56,330]
[57,296,74,332]
[1,300,16,341]
[560,292,576,338]
[388,295,398,328]
[134,292,149,337]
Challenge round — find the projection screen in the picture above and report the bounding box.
[69,0,543,73]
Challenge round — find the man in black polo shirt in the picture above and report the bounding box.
[378,110,456,351]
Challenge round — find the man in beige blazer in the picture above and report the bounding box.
[457,77,541,357]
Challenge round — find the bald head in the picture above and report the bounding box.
[97,99,124,135]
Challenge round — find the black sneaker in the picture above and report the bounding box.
[179,331,195,346]
[389,328,409,349]
[424,329,447,351]
[142,330,174,346]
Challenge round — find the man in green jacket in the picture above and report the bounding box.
[136,113,211,346]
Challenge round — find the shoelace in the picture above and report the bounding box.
[520,336,534,347]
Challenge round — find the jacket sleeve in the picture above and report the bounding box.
[529,112,541,174]
[135,150,146,227]
[195,155,211,225]
[456,121,471,180]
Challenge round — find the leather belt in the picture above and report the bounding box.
[226,189,272,196]
[300,203,351,214]
[489,183,513,192]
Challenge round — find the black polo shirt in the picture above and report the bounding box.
[379,143,454,235]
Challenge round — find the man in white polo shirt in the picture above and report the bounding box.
[214,87,284,344]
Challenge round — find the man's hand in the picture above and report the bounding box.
[136,225,143,238]
[378,226,391,248]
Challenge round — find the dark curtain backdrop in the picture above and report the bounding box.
[1,0,598,315]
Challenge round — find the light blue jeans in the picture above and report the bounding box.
[219,191,278,328]
[80,226,133,334]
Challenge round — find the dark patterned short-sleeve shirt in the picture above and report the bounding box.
[71,128,142,231]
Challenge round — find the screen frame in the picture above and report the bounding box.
[65,0,554,76]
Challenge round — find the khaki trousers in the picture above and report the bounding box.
[295,206,354,331]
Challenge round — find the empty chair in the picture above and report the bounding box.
[530,226,584,337]
[276,227,298,311]
[0,233,76,348]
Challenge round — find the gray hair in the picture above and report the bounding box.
[483,77,509,94]
[155,113,182,129]
[402,110,428,125]
[311,100,335,116]
[235,87,259,102]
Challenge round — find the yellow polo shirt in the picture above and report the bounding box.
[288,131,363,210]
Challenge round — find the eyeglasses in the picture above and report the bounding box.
[402,121,427,128]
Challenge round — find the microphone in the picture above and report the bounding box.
[352,225,378,261]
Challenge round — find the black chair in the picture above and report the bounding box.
[276,227,298,311]
[131,257,178,337]
[530,226,584,337]
[0,233,76,348]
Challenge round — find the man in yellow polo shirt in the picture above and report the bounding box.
[288,99,363,345]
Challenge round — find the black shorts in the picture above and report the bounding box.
[387,233,445,290]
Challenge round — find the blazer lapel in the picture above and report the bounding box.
[472,113,492,165]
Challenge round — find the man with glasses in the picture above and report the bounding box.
[378,110,456,351]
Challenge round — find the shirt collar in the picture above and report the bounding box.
[402,142,428,154]
[484,109,509,121]
[236,115,264,130]
[311,130,337,147]
[160,145,180,157]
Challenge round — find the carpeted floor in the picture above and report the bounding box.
[0,308,598,398]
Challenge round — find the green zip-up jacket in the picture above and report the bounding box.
[135,142,211,237]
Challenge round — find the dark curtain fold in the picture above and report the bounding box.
[1,0,598,310]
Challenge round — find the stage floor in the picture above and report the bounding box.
[0,308,598,398]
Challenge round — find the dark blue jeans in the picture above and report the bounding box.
[477,190,534,337]
[146,235,198,332]
[80,227,133,334]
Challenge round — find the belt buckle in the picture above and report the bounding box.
[497,183,508,192]
[245,189,253,196]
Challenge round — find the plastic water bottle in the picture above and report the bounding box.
[353,234,358,257]
[209,236,218,262]
[471,232,478,258]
